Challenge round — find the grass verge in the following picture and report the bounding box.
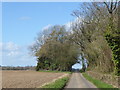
[38,70,72,74]
[82,73,115,88]
[42,76,69,89]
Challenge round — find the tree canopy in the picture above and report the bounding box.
[30,25,79,71]
[30,1,120,76]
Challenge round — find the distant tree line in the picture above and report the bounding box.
[2,66,35,70]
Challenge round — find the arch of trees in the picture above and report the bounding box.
[30,1,120,76]
[30,25,80,71]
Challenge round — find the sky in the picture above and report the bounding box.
[1,2,82,68]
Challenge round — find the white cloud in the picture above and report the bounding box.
[1,42,36,66]
[65,21,72,31]
[65,17,84,34]
[65,22,72,29]
[1,42,20,57]
[7,51,19,56]
[64,17,83,32]
[5,42,19,51]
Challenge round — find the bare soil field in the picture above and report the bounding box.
[2,70,66,88]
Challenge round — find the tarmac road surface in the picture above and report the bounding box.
[65,72,97,88]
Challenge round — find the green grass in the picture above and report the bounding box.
[38,70,72,74]
[82,73,115,88]
[42,76,69,89]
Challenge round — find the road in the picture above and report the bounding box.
[65,72,97,88]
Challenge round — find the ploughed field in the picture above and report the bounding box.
[2,70,66,88]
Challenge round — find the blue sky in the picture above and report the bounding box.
[1,2,82,68]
